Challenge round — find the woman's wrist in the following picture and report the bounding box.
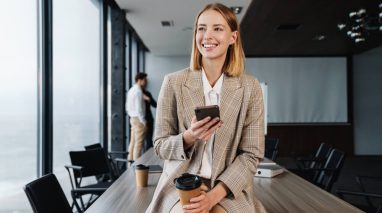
[183,130,196,149]
[208,182,229,206]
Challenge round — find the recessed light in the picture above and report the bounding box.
[161,20,174,27]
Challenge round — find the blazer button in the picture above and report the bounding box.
[181,155,185,159]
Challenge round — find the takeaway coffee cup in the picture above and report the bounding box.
[174,173,202,205]
[135,164,149,187]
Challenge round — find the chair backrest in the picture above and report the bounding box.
[69,148,111,181]
[315,143,332,159]
[310,143,333,168]
[24,173,72,213]
[316,148,345,191]
[84,143,120,180]
[84,143,102,151]
[265,138,279,161]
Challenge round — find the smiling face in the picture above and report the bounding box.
[195,9,237,63]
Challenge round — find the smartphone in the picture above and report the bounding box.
[194,105,220,121]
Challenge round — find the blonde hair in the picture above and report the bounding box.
[190,3,245,77]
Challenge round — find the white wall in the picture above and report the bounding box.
[145,53,190,116]
[353,46,382,155]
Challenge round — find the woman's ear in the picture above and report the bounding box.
[230,31,238,45]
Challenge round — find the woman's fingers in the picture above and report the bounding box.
[189,193,205,203]
[200,121,222,140]
[191,116,212,130]
[188,116,224,141]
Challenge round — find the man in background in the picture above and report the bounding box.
[126,73,147,161]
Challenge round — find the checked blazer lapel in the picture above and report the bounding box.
[211,75,243,181]
[181,70,205,129]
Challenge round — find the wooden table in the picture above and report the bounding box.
[86,149,362,213]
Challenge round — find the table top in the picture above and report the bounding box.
[86,149,362,213]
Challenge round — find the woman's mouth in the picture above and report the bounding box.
[202,43,218,50]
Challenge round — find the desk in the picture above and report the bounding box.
[86,149,362,213]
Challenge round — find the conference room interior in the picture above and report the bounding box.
[1,0,382,212]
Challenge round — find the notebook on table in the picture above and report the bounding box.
[255,164,284,178]
[259,157,277,166]
[148,165,163,173]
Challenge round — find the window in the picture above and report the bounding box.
[0,0,38,211]
[52,0,101,199]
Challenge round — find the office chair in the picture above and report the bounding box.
[24,173,82,213]
[84,143,131,179]
[297,148,345,192]
[294,142,332,169]
[65,148,114,211]
[337,176,382,213]
[264,137,279,161]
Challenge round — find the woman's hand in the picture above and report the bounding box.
[183,182,229,213]
[183,191,214,213]
[183,116,223,148]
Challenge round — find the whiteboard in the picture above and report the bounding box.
[247,57,348,123]
[260,83,268,135]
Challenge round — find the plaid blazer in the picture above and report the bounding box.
[146,68,265,213]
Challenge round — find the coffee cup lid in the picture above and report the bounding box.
[135,164,149,170]
[174,173,202,191]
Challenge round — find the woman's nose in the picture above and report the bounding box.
[203,29,212,40]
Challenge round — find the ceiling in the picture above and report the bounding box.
[115,0,382,56]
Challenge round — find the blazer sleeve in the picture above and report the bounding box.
[217,77,265,198]
[153,74,196,161]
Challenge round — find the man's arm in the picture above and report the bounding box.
[136,89,146,125]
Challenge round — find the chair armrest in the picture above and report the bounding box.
[114,158,133,163]
[64,165,83,171]
[336,189,382,199]
[114,158,134,166]
[64,165,84,189]
[108,151,129,159]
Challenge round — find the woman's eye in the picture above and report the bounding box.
[215,28,223,31]
[198,27,206,31]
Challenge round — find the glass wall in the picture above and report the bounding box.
[0,0,38,211]
[0,0,146,211]
[53,0,101,199]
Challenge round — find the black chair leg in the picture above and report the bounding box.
[71,191,83,213]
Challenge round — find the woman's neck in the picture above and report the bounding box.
[202,59,224,87]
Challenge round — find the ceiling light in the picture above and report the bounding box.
[338,1,382,44]
[161,20,174,27]
[337,24,346,30]
[230,6,242,14]
[355,38,365,43]
[312,35,326,41]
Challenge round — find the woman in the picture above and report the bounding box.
[146,3,265,213]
